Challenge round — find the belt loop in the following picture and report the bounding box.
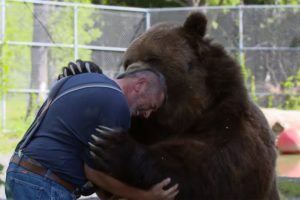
[15,150,23,165]
[44,169,52,179]
[17,149,22,157]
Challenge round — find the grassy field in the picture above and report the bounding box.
[0,93,37,153]
[278,177,300,199]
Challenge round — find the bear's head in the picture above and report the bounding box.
[123,12,249,141]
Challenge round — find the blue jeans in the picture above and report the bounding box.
[5,162,77,200]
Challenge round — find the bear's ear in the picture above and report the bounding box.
[183,12,207,38]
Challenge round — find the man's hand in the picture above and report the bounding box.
[142,178,179,200]
[85,164,179,200]
[106,179,179,200]
[57,59,103,80]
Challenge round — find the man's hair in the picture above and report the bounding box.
[116,65,167,103]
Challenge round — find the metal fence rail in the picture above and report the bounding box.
[0,0,299,132]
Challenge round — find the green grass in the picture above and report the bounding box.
[0,93,38,153]
[278,177,300,199]
[0,164,4,185]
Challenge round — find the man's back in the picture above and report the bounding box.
[23,73,130,186]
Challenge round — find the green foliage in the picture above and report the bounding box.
[2,45,32,89]
[6,2,33,41]
[278,177,300,198]
[44,3,102,77]
[282,95,300,109]
[263,67,300,110]
[0,93,36,153]
[239,56,299,109]
[0,0,103,140]
[267,95,274,108]
[0,163,4,185]
[0,43,12,97]
[92,0,300,7]
[207,0,240,5]
[250,75,258,103]
[77,8,102,45]
[280,68,300,109]
[4,1,102,82]
[65,0,94,3]
[240,54,249,81]
[1,2,33,91]
[240,54,258,103]
[92,0,183,7]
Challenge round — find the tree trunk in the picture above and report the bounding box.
[186,0,205,6]
[26,5,50,120]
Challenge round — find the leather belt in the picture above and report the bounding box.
[10,154,78,195]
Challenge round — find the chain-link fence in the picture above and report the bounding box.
[149,6,300,108]
[0,0,299,133]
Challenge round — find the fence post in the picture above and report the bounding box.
[145,9,151,30]
[1,0,5,41]
[1,89,6,133]
[1,0,6,133]
[73,5,78,60]
[238,5,244,66]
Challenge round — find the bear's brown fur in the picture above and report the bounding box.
[94,12,279,200]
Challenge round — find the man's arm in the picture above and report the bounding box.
[84,164,178,200]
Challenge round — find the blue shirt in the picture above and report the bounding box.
[23,73,131,186]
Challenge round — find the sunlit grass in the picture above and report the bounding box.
[278,177,300,199]
[0,93,38,153]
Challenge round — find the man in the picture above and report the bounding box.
[5,61,178,200]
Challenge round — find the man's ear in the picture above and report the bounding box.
[133,77,146,94]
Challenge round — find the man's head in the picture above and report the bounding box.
[114,65,167,118]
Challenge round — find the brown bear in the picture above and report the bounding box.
[88,12,279,199]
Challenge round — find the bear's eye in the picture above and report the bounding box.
[144,57,158,64]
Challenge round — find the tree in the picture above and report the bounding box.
[26,4,51,119]
[26,0,102,118]
[2,0,102,126]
